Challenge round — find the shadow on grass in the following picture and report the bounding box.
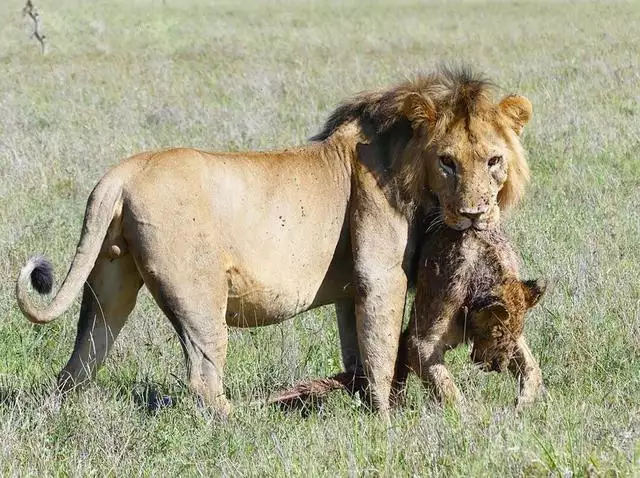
[0,374,372,417]
[0,374,182,415]
[0,377,53,409]
[130,380,178,413]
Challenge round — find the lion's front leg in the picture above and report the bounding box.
[509,336,544,410]
[349,160,411,416]
[390,329,411,407]
[335,298,362,375]
[354,269,407,416]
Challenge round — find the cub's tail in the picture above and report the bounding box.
[267,372,368,407]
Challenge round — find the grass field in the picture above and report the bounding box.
[1,0,639,475]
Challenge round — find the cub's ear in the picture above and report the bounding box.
[473,300,510,324]
[498,94,532,135]
[403,92,436,130]
[521,279,547,309]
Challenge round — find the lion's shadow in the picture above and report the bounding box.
[0,379,53,409]
[0,378,331,416]
[0,378,179,414]
[129,381,177,413]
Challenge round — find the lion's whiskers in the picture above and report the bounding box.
[424,215,445,236]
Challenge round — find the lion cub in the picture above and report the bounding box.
[392,224,546,409]
[269,224,546,410]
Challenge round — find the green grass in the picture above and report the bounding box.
[1,0,639,475]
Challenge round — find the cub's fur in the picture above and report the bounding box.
[269,223,546,409]
[393,224,546,408]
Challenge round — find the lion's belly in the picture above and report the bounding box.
[222,219,353,327]
[224,276,322,327]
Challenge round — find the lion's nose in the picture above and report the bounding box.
[458,205,489,219]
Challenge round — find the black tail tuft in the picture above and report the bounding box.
[30,255,53,294]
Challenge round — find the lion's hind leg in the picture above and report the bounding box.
[57,253,143,394]
[143,265,232,419]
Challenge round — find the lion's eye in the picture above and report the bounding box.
[488,155,503,168]
[439,155,456,174]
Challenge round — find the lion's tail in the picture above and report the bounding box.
[16,170,125,325]
[267,372,368,406]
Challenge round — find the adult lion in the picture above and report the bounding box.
[16,68,532,417]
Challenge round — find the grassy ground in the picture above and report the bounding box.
[0,0,639,475]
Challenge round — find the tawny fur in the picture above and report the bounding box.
[270,222,546,410]
[15,67,533,417]
[393,222,546,409]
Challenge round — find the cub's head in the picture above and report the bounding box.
[469,278,546,372]
[399,69,532,230]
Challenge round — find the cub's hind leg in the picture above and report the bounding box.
[406,336,462,406]
[399,303,463,407]
[57,254,143,393]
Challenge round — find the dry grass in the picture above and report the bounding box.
[0,0,639,475]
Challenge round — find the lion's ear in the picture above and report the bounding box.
[521,279,547,309]
[403,92,436,130]
[498,94,532,135]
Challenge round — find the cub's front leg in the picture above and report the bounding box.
[405,321,463,407]
[509,336,545,410]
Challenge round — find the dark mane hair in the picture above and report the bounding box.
[311,66,529,214]
[312,66,496,142]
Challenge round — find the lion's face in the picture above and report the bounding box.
[402,90,532,230]
[422,95,532,231]
[315,70,532,227]
[469,278,546,372]
[425,117,514,230]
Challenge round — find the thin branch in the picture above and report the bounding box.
[22,0,46,54]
